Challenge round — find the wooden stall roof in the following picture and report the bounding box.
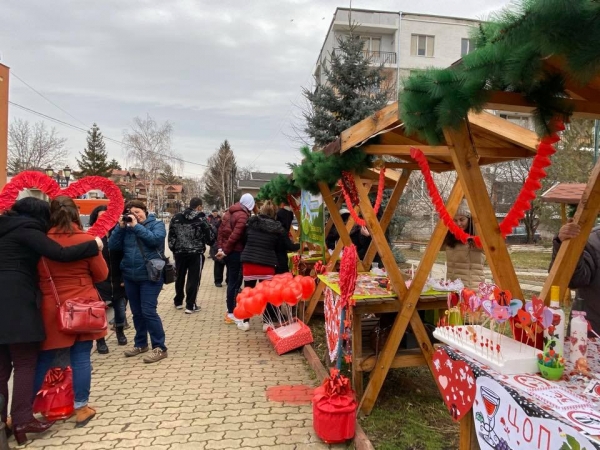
[323,102,540,172]
[541,182,587,204]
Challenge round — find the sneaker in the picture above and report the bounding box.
[224,313,235,324]
[215,283,223,288]
[143,348,168,364]
[185,305,201,314]
[124,346,149,357]
[174,305,184,310]
[237,321,250,332]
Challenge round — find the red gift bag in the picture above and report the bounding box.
[312,372,357,444]
[32,367,74,421]
[266,319,313,355]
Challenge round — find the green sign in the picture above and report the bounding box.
[300,190,325,249]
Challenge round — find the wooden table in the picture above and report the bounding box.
[318,273,449,401]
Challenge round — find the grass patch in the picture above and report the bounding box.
[361,368,458,450]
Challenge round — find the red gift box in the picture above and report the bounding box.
[312,383,357,443]
[266,319,313,355]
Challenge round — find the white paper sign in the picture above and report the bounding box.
[474,376,595,450]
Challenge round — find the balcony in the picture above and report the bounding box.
[333,48,397,65]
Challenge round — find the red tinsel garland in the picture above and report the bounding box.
[287,194,300,213]
[0,172,124,238]
[339,244,358,308]
[410,123,563,246]
[339,168,386,227]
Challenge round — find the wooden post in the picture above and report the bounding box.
[362,169,411,267]
[358,180,464,415]
[352,310,364,400]
[444,121,524,299]
[540,160,600,301]
[459,410,479,450]
[0,64,8,190]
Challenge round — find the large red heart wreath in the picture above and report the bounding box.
[0,171,124,237]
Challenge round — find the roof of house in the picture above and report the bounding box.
[165,185,183,193]
[238,179,267,189]
[541,183,587,204]
[251,172,280,181]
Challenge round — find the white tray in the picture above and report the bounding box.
[433,325,540,375]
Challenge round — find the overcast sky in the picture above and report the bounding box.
[1,0,509,179]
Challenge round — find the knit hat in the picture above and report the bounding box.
[240,193,255,211]
[455,200,471,218]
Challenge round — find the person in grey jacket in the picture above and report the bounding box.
[550,218,600,333]
[168,198,214,314]
[109,200,168,364]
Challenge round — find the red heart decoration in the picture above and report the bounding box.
[0,171,124,237]
[432,348,476,422]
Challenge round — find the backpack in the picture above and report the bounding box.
[204,219,217,246]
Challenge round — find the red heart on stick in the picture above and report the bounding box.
[432,348,476,422]
[0,171,124,237]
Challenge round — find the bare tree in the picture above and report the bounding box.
[122,115,179,211]
[8,119,68,173]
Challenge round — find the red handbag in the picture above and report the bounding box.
[42,259,108,334]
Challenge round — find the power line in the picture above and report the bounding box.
[9,101,210,168]
[11,72,89,127]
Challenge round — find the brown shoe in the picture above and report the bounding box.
[143,348,168,364]
[124,346,149,357]
[75,406,96,428]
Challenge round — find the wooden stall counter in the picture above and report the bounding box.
[318,272,452,401]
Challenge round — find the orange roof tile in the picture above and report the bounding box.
[541,183,587,204]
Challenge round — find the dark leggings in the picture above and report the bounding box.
[0,342,39,426]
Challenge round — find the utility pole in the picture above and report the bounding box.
[0,64,9,190]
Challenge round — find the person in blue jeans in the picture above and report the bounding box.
[109,200,168,364]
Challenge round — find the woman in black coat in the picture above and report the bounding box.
[0,197,101,444]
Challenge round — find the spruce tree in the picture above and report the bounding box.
[108,159,122,171]
[303,30,391,148]
[77,123,111,177]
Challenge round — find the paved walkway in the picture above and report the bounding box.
[18,259,345,450]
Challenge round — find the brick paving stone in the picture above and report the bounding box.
[11,260,347,450]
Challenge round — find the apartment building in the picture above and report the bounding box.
[314,8,480,96]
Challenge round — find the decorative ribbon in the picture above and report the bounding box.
[410,121,564,246]
[339,167,386,227]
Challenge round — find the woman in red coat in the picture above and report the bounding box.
[34,196,109,428]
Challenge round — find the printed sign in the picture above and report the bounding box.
[473,376,594,450]
[300,190,325,249]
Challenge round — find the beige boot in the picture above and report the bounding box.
[75,406,96,428]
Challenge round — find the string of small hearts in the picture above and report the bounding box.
[338,167,386,227]
[409,121,564,247]
[336,244,358,367]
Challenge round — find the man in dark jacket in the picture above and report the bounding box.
[216,193,256,324]
[168,198,215,314]
[550,218,600,332]
[208,210,226,287]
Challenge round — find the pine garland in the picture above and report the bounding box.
[399,0,600,144]
[256,174,299,205]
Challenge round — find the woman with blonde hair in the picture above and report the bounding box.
[34,196,109,428]
[240,201,286,331]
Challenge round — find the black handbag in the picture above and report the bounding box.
[135,239,175,284]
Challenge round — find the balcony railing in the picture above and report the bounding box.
[333,48,397,65]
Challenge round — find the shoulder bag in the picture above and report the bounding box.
[42,259,108,334]
[135,238,176,284]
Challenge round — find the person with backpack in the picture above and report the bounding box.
[168,198,215,314]
[208,210,226,287]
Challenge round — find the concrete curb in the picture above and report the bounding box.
[302,345,375,450]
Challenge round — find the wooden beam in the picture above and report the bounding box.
[468,110,539,151]
[363,169,411,267]
[540,159,600,302]
[340,102,399,152]
[459,411,477,450]
[0,64,8,190]
[358,180,465,415]
[383,163,453,172]
[364,144,535,159]
[444,121,524,299]
[359,349,427,372]
[324,193,344,237]
[483,90,600,120]
[323,138,342,156]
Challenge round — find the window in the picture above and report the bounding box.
[360,36,382,52]
[461,38,475,56]
[411,34,434,57]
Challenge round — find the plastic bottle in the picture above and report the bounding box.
[543,285,566,356]
[569,303,589,365]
